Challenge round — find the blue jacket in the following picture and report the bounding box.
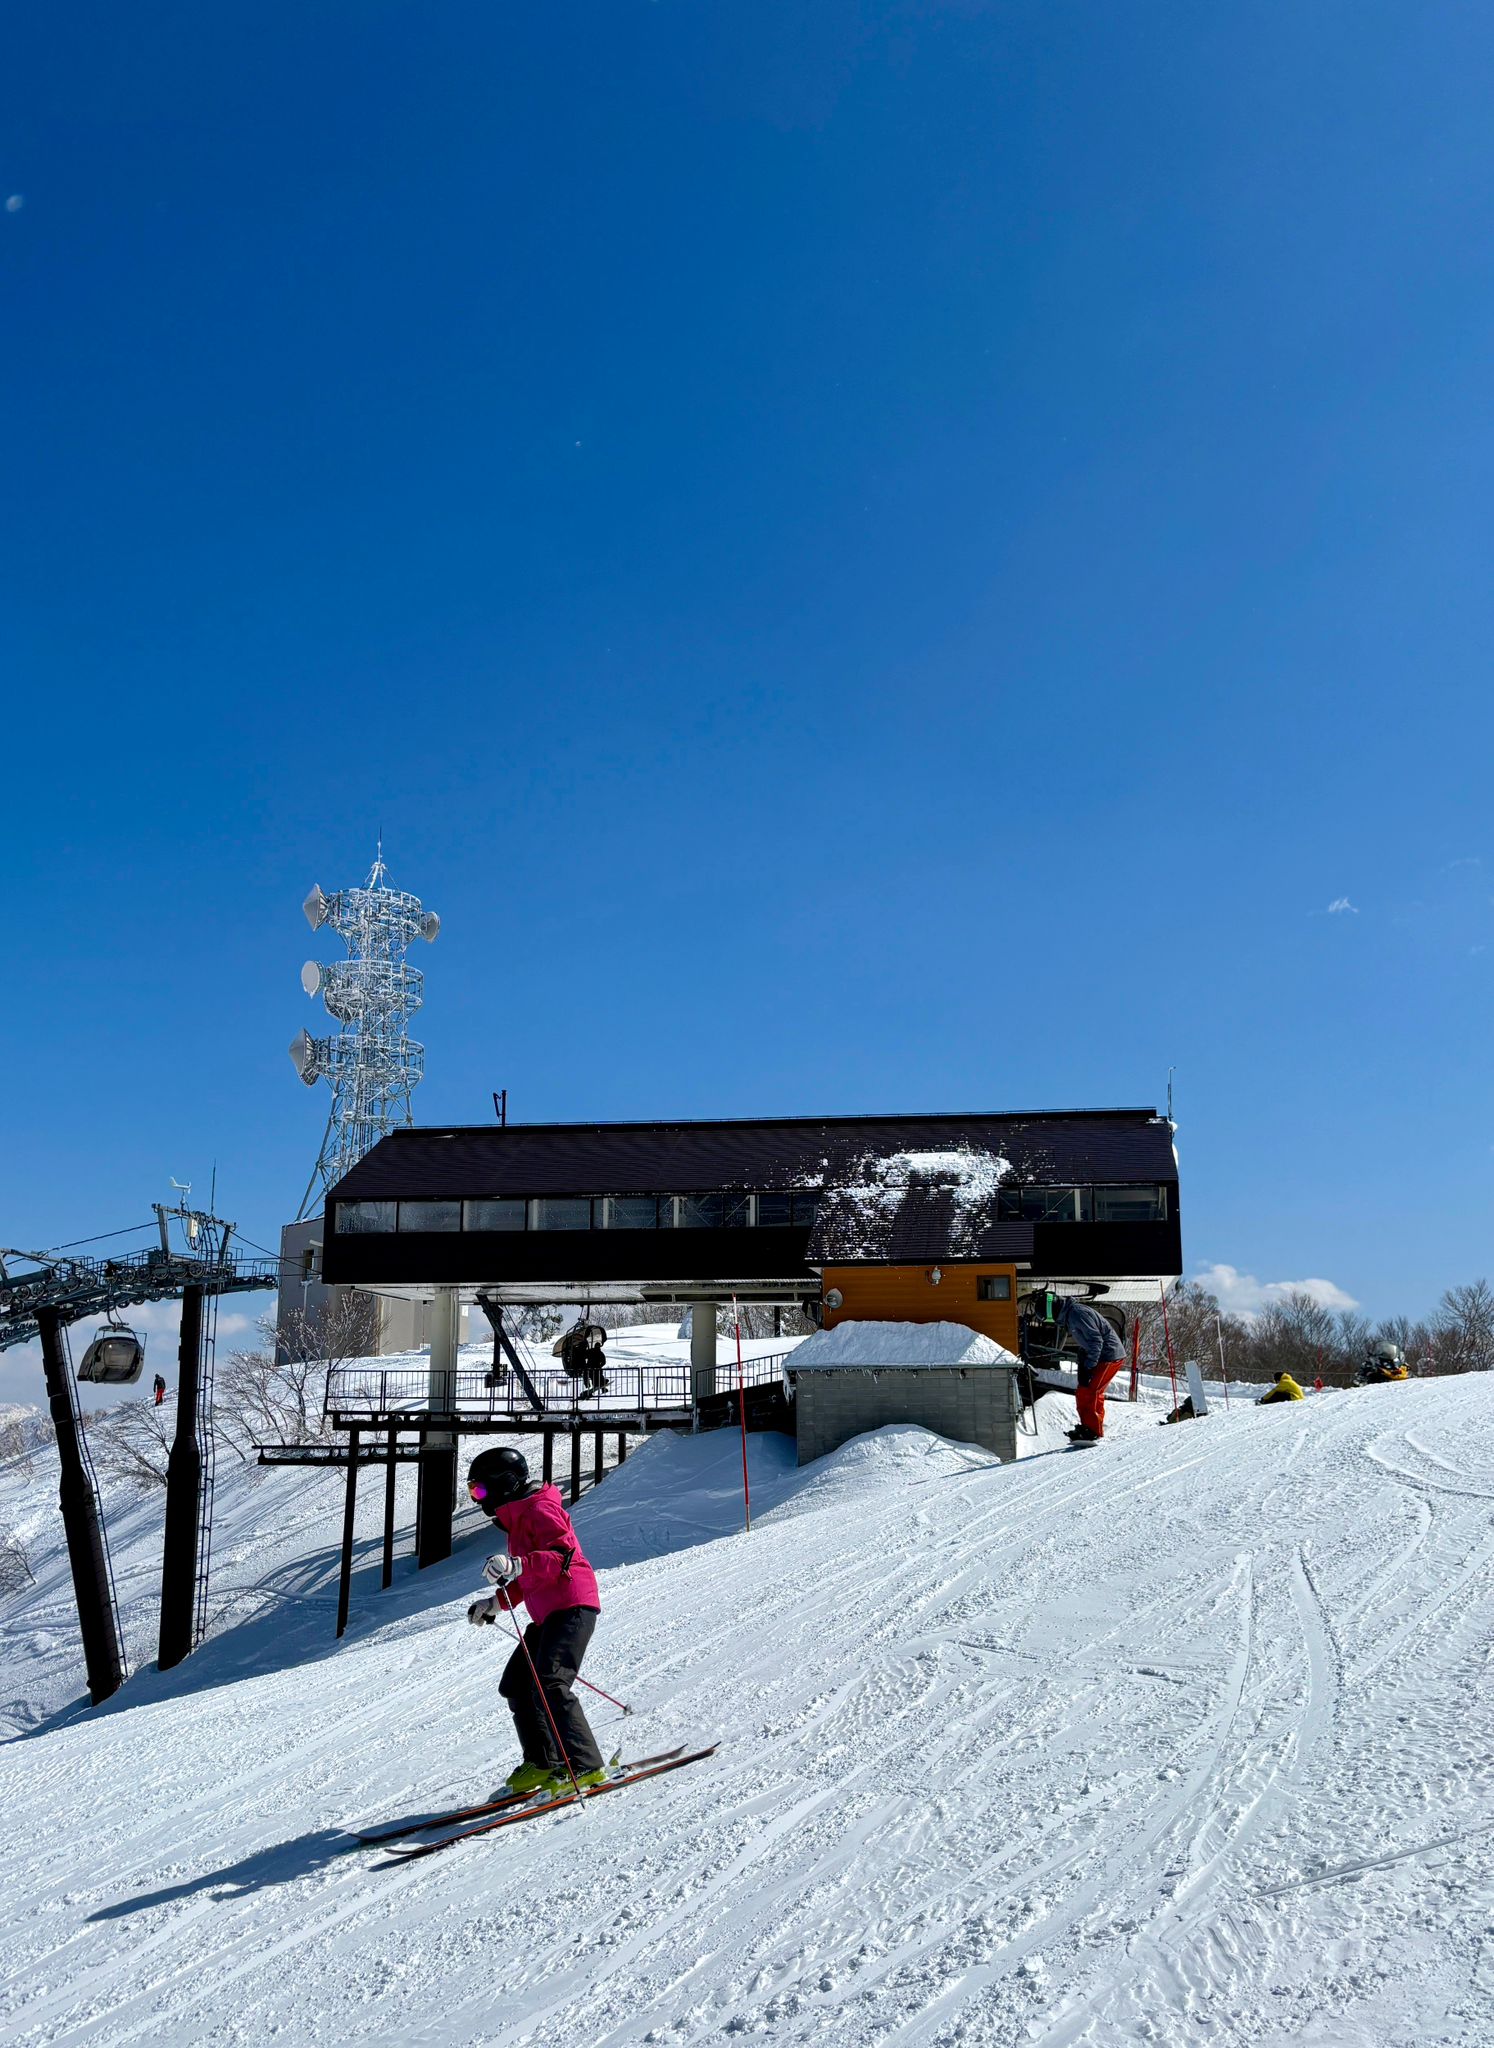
[1057,1297,1127,1378]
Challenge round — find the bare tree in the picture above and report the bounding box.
[89,1398,174,1491]
[219,1296,375,1453]
[1433,1280,1494,1375]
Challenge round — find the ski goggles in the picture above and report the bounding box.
[467,1481,489,1502]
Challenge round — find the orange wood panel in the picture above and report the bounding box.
[820,1264,1019,1355]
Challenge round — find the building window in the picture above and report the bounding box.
[976,1273,1012,1301]
[337,1200,396,1234]
[528,1198,592,1231]
[1093,1185,1169,1223]
[594,1195,659,1229]
[723,1194,753,1228]
[792,1193,820,1229]
[463,1199,526,1232]
[997,1186,1092,1223]
[754,1192,794,1227]
[398,1200,461,1232]
[672,1193,725,1230]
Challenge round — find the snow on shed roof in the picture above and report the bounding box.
[789,1320,1018,1372]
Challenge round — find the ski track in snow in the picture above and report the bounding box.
[0,1366,1492,2045]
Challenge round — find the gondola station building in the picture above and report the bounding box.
[317,1105,1180,1463]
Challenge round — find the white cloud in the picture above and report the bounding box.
[4,195,22,214]
[1326,897,1358,915]
[1193,1262,1359,1317]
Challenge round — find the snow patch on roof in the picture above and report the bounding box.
[790,1319,1017,1371]
[819,1145,1012,1258]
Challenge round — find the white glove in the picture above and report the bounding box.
[467,1596,498,1626]
[483,1552,522,1588]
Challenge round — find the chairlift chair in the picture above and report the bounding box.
[77,1320,146,1385]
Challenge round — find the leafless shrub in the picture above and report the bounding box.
[88,1398,174,1491]
[0,1531,34,1597]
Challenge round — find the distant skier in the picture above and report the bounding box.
[152,1373,167,1407]
[1257,1372,1305,1406]
[464,1446,607,1797]
[1056,1295,1127,1442]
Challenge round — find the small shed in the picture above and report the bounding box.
[787,1319,1021,1466]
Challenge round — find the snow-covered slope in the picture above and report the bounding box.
[2,1376,1493,2045]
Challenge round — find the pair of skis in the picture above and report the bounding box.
[355,1744,717,1862]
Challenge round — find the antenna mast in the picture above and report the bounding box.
[289,849,440,1218]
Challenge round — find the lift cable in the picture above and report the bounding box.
[41,1222,160,1253]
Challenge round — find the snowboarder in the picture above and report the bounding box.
[465,1446,607,1796]
[1257,1372,1305,1405]
[152,1373,167,1406]
[1056,1295,1127,1442]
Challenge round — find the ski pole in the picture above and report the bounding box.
[500,1597,586,1812]
[578,1673,633,1716]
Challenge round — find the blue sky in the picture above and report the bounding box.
[4,0,1494,1404]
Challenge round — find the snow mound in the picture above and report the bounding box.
[572,1428,801,1565]
[789,1317,1016,1369]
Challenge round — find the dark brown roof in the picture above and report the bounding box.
[329,1109,1177,1203]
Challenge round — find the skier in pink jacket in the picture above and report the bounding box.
[465,1446,606,1796]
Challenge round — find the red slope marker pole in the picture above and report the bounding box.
[732,1294,752,1534]
[501,1594,585,1811]
[1215,1314,1231,1409]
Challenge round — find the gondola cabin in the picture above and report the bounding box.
[78,1327,146,1385]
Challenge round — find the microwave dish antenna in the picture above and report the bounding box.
[290,845,439,1219]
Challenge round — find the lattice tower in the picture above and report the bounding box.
[290,848,439,1218]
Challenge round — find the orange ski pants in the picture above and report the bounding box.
[1076,1360,1124,1436]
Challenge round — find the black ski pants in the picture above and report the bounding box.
[499,1604,603,1774]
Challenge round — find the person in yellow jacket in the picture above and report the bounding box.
[1257,1373,1305,1406]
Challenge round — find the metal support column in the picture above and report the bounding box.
[36,1307,124,1705]
[382,1425,398,1590]
[337,1426,360,1639]
[690,1302,719,1406]
[616,1432,627,1465]
[569,1428,581,1504]
[158,1284,206,1671]
[416,1287,459,1568]
[542,1433,554,1487]
[593,1430,603,1487]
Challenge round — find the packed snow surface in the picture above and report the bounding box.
[2,1375,1493,2044]
[791,1318,1017,1370]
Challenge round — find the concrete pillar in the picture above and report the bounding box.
[690,1302,718,1405]
[416,1286,460,1568]
[428,1285,460,1412]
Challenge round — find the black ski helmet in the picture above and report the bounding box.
[466,1446,529,1509]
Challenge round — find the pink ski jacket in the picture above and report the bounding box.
[492,1484,600,1625]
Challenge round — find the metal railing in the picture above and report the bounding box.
[327,1349,791,1420]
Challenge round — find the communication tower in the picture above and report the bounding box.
[290,847,440,1218]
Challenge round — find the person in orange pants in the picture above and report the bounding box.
[1057,1296,1127,1442]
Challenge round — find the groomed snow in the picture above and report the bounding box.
[1,1373,1492,2045]
[790,1318,1017,1371]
